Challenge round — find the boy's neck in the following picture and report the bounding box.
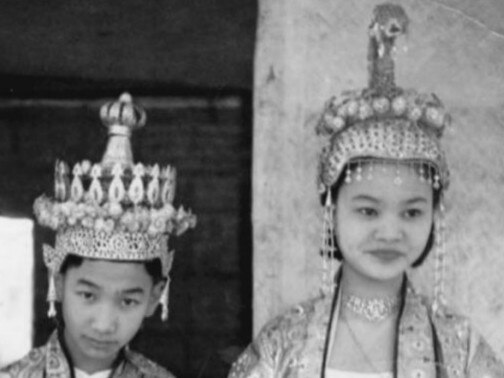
[60,328,122,375]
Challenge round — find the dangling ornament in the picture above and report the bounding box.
[320,189,338,294]
[432,200,447,315]
[47,272,57,318]
[160,277,171,321]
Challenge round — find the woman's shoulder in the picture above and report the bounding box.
[409,290,504,375]
[228,294,331,376]
[406,284,468,323]
[258,293,330,334]
[409,289,471,334]
[431,306,504,376]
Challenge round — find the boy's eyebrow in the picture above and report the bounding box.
[122,287,146,295]
[76,278,100,289]
[75,279,146,295]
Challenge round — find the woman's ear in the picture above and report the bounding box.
[146,280,166,317]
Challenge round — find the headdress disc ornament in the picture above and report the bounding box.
[316,3,451,191]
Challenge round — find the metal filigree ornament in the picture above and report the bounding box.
[341,293,400,322]
[34,93,196,321]
[316,4,451,311]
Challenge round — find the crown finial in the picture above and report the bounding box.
[100,92,147,168]
[368,3,409,96]
[315,3,451,191]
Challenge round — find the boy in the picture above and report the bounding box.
[1,93,196,377]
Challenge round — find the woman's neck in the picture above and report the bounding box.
[339,264,404,299]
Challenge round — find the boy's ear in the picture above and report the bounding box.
[146,280,166,317]
[54,273,64,301]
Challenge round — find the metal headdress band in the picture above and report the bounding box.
[34,93,196,320]
[316,4,450,313]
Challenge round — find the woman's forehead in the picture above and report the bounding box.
[340,163,434,202]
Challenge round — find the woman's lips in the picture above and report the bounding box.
[367,249,404,261]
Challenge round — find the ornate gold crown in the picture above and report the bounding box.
[34,93,196,319]
[316,3,451,191]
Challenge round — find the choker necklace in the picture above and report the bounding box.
[341,293,400,322]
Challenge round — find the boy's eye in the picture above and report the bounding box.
[122,298,140,308]
[357,207,378,217]
[77,291,95,301]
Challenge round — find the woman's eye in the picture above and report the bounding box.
[404,209,423,218]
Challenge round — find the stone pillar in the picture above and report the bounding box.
[253,0,504,358]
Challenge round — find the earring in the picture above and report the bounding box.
[43,244,59,318]
[432,200,447,315]
[159,277,171,321]
[320,188,338,295]
[47,271,57,317]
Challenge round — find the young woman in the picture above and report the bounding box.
[229,4,504,378]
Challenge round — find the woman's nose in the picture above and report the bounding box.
[374,215,404,242]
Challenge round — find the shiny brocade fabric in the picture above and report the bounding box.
[0,331,175,378]
[228,281,504,378]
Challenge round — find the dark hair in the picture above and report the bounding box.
[60,255,164,284]
[320,160,442,267]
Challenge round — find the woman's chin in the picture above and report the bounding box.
[357,261,408,283]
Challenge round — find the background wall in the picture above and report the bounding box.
[253,0,504,359]
[0,96,252,377]
[0,0,256,91]
[0,1,257,377]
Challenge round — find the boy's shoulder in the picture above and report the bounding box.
[0,344,48,378]
[0,331,72,378]
[124,349,176,378]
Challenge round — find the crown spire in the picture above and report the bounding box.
[316,3,451,190]
[99,92,146,169]
[34,92,196,321]
[367,3,409,97]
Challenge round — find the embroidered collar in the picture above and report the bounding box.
[45,330,127,378]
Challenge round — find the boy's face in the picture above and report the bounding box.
[57,259,164,374]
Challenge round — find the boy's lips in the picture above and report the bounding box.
[83,335,118,350]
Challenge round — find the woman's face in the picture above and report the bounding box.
[335,163,434,282]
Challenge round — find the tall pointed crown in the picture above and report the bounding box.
[34,92,196,285]
[316,3,451,192]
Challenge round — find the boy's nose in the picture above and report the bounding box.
[91,304,118,334]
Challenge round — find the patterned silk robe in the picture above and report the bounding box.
[229,282,504,378]
[0,331,175,378]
